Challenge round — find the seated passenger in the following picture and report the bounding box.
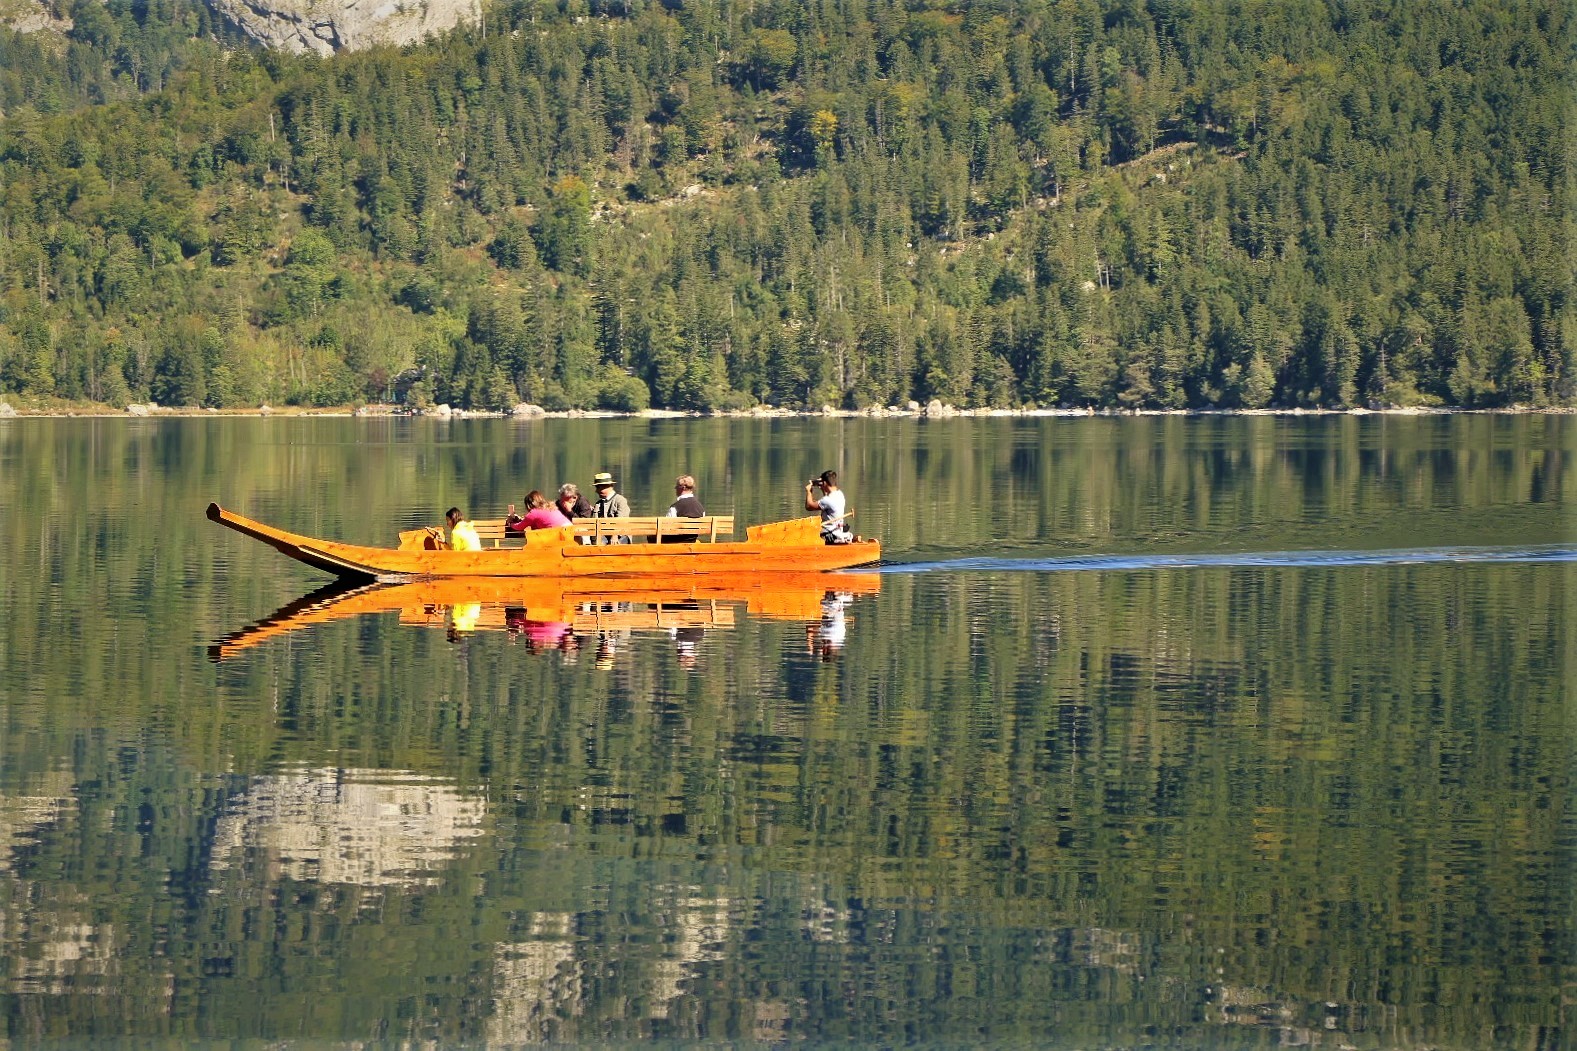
[590,472,631,545]
[507,490,571,533]
[446,507,482,552]
[660,474,705,544]
[556,483,595,545]
[556,483,593,521]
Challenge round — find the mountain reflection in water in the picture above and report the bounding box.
[209,767,488,888]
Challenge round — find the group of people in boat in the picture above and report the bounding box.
[441,471,707,551]
[441,469,859,551]
[504,470,645,537]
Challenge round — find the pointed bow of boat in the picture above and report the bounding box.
[208,502,380,580]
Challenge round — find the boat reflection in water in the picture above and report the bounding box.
[211,572,881,663]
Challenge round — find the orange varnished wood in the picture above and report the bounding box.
[208,503,879,579]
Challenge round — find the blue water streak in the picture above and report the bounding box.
[877,545,1577,575]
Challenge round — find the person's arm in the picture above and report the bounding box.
[804,482,819,512]
[666,503,678,517]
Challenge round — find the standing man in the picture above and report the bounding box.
[591,471,631,544]
[662,474,705,544]
[805,470,857,544]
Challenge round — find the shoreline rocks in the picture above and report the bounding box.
[1,401,1569,420]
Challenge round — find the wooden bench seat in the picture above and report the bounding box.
[569,515,735,543]
[432,515,736,549]
[472,519,512,548]
[459,515,735,547]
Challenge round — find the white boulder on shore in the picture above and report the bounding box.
[0,401,16,418]
[511,403,546,418]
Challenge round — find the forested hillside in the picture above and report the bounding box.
[0,0,1570,411]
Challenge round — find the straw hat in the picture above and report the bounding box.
[592,472,616,488]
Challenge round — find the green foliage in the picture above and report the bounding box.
[593,366,650,412]
[737,28,797,92]
[531,175,592,278]
[0,0,1568,410]
[486,216,536,271]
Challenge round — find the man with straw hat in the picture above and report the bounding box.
[590,471,630,544]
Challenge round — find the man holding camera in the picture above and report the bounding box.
[804,470,858,544]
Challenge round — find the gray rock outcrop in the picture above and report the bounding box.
[2,0,477,53]
[206,0,478,54]
[0,0,68,35]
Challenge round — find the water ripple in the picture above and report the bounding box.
[878,545,1577,574]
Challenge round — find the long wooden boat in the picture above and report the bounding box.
[211,572,880,660]
[207,503,880,580]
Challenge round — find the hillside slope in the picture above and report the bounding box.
[0,0,1569,411]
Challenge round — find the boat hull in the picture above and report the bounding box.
[207,503,881,579]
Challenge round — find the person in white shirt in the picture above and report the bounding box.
[804,470,857,544]
[661,474,705,544]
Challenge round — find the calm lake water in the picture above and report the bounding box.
[0,414,1570,1047]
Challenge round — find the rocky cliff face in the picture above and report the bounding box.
[0,0,478,54]
[0,0,70,36]
[206,0,478,54]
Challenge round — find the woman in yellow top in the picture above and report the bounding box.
[445,507,482,551]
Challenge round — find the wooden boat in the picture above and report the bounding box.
[207,502,880,580]
[210,572,881,660]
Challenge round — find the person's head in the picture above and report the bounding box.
[557,482,580,505]
[526,490,549,510]
[675,474,696,495]
[445,506,463,527]
[592,471,616,495]
[817,470,839,491]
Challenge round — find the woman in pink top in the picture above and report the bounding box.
[507,490,572,533]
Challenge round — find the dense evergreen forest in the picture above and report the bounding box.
[0,0,1570,411]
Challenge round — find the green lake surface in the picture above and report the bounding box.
[0,414,1570,1047]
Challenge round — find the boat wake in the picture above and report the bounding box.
[877,545,1577,575]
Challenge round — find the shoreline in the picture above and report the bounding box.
[0,401,1572,420]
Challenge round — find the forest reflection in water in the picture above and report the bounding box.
[0,415,1568,1046]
